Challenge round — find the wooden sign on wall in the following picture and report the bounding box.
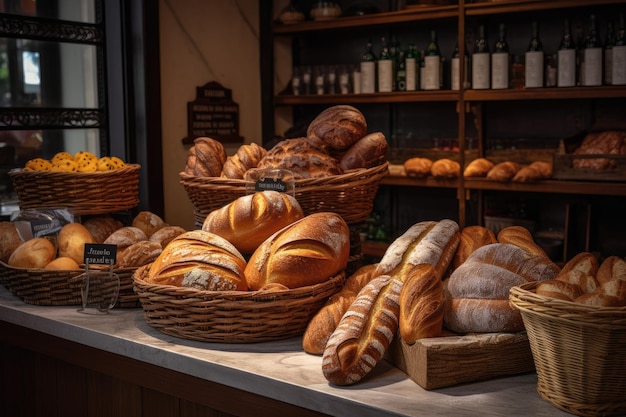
[183,81,243,145]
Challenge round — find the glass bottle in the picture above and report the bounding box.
[396,50,407,91]
[314,65,325,95]
[491,23,509,89]
[339,65,350,94]
[525,21,544,88]
[423,30,441,90]
[389,35,400,91]
[419,49,426,90]
[613,12,626,85]
[604,22,616,85]
[302,65,312,94]
[472,25,490,89]
[377,37,393,92]
[451,41,469,90]
[582,14,602,86]
[360,39,376,94]
[291,66,301,95]
[405,44,417,91]
[557,19,576,87]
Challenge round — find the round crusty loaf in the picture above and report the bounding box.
[244,212,350,291]
[147,230,247,291]
[202,190,304,254]
[444,298,524,333]
[132,211,166,238]
[82,215,124,243]
[149,225,187,248]
[116,240,162,268]
[103,226,148,249]
[8,237,57,269]
[307,105,367,151]
[257,137,342,179]
[44,256,80,270]
[0,221,23,263]
[58,223,97,265]
[339,131,388,171]
[183,137,227,177]
[221,142,267,179]
[404,157,433,178]
[431,158,461,178]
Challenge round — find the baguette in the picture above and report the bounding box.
[322,275,402,386]
[399,264,444,344]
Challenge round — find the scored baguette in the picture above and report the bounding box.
[322,275,403,386]
[399,264,444,344]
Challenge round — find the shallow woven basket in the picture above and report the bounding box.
[509,281,626,417]
[133,263,345,343]
[0,261,139,308]
[9,164,141,215]
[179,162,389,226]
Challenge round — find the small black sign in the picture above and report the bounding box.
[83,244,117,266]
[183,81,243,145]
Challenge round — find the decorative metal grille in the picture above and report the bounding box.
[0,108,104,129]
[0,14,103,44]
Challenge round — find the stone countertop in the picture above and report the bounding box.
[0,286,572,417]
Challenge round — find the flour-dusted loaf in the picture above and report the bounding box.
[132,211,166,238]
[244,212,350,290]
[302,263,379,355]
[221,142,267,179]
[339,131,388,171]
[202,191,304,254]
[322,275,402,385]
[103,226,148,249]
[147,230,247,291]
[82,215,124,244]
[307,105,367,151]
[399,264,444,344]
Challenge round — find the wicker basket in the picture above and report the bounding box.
[133,264,345,343]
[509,281,626,417]
[9,164,141,215]
[0,261,139,308]
[179,162,389,226]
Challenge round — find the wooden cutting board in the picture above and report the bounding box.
[386,332,535,390]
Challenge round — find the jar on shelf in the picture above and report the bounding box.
[310,1,342,21]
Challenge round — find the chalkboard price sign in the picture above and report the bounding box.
[183,81,243,145]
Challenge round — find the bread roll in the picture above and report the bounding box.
[556,270,598,294]
[463,158,494,177]
[149,225,187,248]
[574,292,623,307]
[535,279,583,301]
[596,278,626,303]
[431,158,461,178]
[183,137,227,177]
[257,137,342,179]
[399,264,444,344]
[302,263,379,355]
[44,256,80,270]
[486,161,521,182]
[528,161,552,178]
[597,255,626,284]
[0,221,23,263]
[58,223,97,265]
[339,132,388,171]
[307,105,367,151]
[557,252,599,281]
[132,211,166,238]
[116,240,162,268]
[322,275,402,386]
[147,230,247,291]
[202,191,304,254]
[103,226,148,249]
[452,225,497,270]
[512,165,542,183]
[221,143,267,179]
[82,215,124,243]
[244,212,350,290]
[403,157,433,178]
[497,225,548,258]
[8,238,56,269]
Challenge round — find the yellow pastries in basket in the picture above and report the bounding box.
[23,151,127,172]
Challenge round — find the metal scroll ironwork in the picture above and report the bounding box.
[0,108,104,130]
[0,14,103,44]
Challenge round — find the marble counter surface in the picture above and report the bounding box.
[0,286,572,417]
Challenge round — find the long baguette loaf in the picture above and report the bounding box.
[399,264,444,344]
[322,275,402,386]
[302,263,379,355]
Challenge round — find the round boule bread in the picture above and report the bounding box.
[0,221,23,263]
[147,230,247,291]
[244,212,350,290]
[149,225,187,248]
[202,191,304,254]
[132,211,166,238]
[103,226,148,249]
[339,131,388,171]
[82,215,124,243]
[116,240,162,268]
[307,105,367,151]
[58,223,97,265]
[8,237,56,269]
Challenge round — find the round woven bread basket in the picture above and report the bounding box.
[179,162,389,226]
[9,164,141,215]
[0,261,139,308]
[509,281,626,417]
[133,263,345,343]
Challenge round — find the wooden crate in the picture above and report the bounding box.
[386,332,535,390]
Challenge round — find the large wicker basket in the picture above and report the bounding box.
[179,162,389,226]
[509,281,626,417]
[9,164,141,215]
[0,261,139,308]
[133,264,345,343]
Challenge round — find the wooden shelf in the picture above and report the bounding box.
[464,86,626,101]
[274,90,460,105]
[465,0,626,16]
[381,175,460,189]
[464,177,626,196]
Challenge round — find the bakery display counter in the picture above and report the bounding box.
[0,285,575,417]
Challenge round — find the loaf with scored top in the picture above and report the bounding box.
[339,131,388,171]
[399,264,444,344]
[307,105,367,151]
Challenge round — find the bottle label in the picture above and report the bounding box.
[360,61,375,93]
[406,58,416,91]
[472,53,490,89]
[377,60,393,92]
[583,47,602,86]
[339,73,350,94]
[557,49,576,87]
[491,52,509,89]
[525,51,544,88]
[612,45,626,85]
[423,56,440,90]
[451,57,460,90]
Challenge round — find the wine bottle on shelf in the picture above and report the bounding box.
[360,39,376,94]
[327,65,337,94]
[302,65,312,94]
[419,49,426,90]
[451,41,469,90]
[423,30,441,90]
[525,21,544,88]
[604,21,616,85]
[472,25,490,90]
[314,65,325,95]
[378,36,393,92]
[491,23,509,89]
[339,65,350,94]
[389,35,400,91]
[557,19,576,87]
[291,66,301,95]
[405,44,417,91]
[612,12,626,85]
[396,50,407,91]
[582,14,602,86]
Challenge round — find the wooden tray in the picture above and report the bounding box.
[386,331,535,390]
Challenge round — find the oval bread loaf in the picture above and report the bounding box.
[82,215,124,243]
[339,131,388,171]
[221,142,267,179]
[44,256,80,270]
[8,237,56,269]
[132,211,166,238]
[149,225,187,248]
[58,223,97,265]
[399,264,444,344]
[0,221,23,263]
[307,105,367,151]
